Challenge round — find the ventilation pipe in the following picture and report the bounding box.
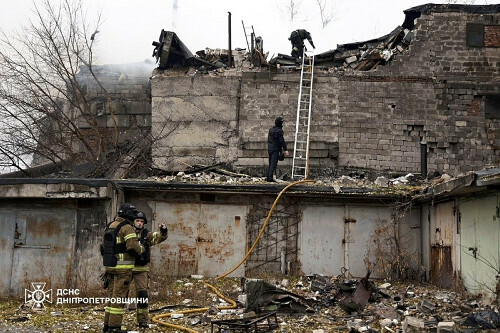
[420,139,427,178]
[228,12,232,68]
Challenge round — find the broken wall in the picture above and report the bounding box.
[151,70,340,175]
[151,7,499,177]
[31,61,155,167]
[337,8,500,174]
[76,62,153,131]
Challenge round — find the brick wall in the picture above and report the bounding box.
[152,7,500,177]
[335,9,500,175]
[76,62,152,132]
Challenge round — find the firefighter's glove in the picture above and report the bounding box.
[160,222,168,235]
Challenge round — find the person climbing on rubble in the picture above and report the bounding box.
[101,203,144,333]
[267,116,289,182]
[129,211,168,329]
[289,29,315,58]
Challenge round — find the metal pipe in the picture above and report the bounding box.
[228,12,232,68]
[420,139,427,178]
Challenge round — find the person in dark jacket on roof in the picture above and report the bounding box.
[289,29,315,58]
[267,116,289,182]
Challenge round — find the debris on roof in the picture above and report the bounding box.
[152,30,194,69]
[152,30,268,71]
[270,26,414,71]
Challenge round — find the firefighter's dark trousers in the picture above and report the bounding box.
[132,270,150,324]
[104,270,133,329]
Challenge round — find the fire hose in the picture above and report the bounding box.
[152,179,314,332]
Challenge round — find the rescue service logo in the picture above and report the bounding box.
[25,282,53,309]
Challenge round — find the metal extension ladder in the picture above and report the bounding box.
[292,49,314,179]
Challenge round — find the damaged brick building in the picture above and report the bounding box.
[1,3,500,303]
[152,3,500,177]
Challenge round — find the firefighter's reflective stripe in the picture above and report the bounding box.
[105,306,125,315]
[151,232,158,244]
[124,233,137,241]
[132,266,150,272]
[115,260,135,270]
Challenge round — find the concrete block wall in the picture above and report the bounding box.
[151,7,500,176]
[76,62,152,131]
[336,8,500,175]
[337,78,436,173]
[236,72,339,175]
[151,73,241,170]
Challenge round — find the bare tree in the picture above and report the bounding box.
[315,0,338,28]
[285,0,301,24]
[366,198,421,281]
[0,0,118,173]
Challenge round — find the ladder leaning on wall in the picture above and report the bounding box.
[292,49,315,180]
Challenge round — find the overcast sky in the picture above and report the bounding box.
[0,0,498,65]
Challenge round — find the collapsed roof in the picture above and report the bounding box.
[152,3,500,71]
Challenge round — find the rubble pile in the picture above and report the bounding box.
[153,20,415,74]
[317,26,414,71]
[147,167,459,198]
[3,275,500,332]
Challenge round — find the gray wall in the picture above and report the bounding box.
[127,189,418,279]
[151,8,500,177]
[0,181,420,297]
[0,182,111,297]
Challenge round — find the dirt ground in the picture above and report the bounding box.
[0,274,498,333]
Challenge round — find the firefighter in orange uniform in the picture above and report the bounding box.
[131,211,168,328]
[102,203,144,333]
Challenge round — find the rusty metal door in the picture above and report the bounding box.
[0,211,16,296]
[430,201,456,288]
[153,202,247,277]
[197,205,247,277]
[154,203,199,276]
[460,196,499,296]
[300,205,345,275]
[347,206,392,278]
[9,208,76,296]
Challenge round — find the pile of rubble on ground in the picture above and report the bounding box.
[4,274,500,332]
[176,274,500,332]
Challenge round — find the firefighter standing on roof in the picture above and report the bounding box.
[101,203,144,333]
[289,29,315,58]
[130,211,168,328]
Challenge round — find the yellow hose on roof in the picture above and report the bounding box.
[152,179,314,332]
